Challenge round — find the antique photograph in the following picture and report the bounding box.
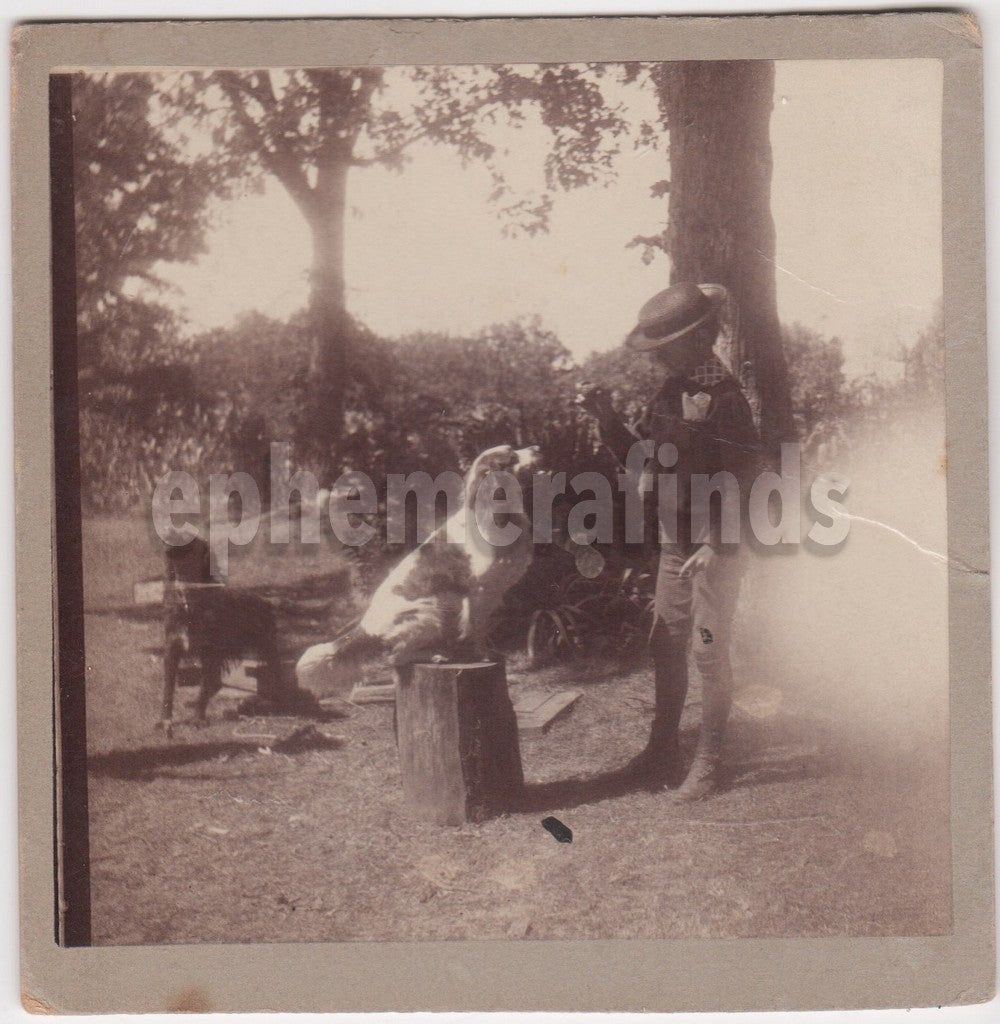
[59,54,953,946]
[14,12,992,1015]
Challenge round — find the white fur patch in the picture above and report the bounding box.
[303,444,541,674]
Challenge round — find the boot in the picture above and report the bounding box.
[672,641,732,801]
[621,721,683,790]
[670,737,723,802]
[621,626,688,790]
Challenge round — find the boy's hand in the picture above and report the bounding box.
[679,544,714,579]
[575,381,616,423]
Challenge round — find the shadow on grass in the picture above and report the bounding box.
[506,654,645,693]
[89,729,345,781]
[722,714,833,792]
[516,768,653,812]
[725,752,827,792]
[516,719,833,812]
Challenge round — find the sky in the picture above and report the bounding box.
[154,59,942,379]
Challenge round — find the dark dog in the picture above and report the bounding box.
[157,535,280,735]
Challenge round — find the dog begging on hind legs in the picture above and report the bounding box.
[295,443,542,701]
[156,533,282,737]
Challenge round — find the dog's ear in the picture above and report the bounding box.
[466,448,524,510]
[470,446,516,476]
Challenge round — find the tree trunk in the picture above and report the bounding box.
[654,61,795,452]
[303,158,351,476]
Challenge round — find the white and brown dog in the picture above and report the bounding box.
[296,444,541,691]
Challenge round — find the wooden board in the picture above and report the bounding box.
[513,688,582,734]
[133,578,225,605]
[217,659,299,702]
[350,682,396,705]
[220,661,261,695]
[132,578,164,606]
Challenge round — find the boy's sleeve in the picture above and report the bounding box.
[708,386,763,486]
[598,408,651,468]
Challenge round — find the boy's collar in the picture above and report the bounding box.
[660,353,730,389]
[689,353,730,388]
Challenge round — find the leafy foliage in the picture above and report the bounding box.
[899,303,944,404]
[577,343,664,424]
[387,319,575,464]
[72,73,220,374]
[159,65,635,460]
[781,323,850,437]
[72,72,239,510]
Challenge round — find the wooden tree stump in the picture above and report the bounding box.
[396,661,524,826]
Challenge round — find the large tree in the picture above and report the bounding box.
[179,66,626,471]
[643,61,795,452]
[86,62,795,463]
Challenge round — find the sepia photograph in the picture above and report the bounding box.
[61,52,954,946]
[12,11,992,1015]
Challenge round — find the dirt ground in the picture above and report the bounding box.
[82,514,952,945]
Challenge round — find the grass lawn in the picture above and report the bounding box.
[81,513,952,945]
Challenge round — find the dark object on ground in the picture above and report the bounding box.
[269,724,341,754]
[396,661,523,826]
[541,816,573,843]
[157,535,290,734]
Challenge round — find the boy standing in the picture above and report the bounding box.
[578,282,760,801]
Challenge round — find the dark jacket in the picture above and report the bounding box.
[600,368,761,549]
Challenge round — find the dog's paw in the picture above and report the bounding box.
[430,654,449,664]
[154,718,174,738]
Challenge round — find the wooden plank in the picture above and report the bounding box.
[218,685,255,699]
[512,689,553,715]
[513,688,582,735]
[133,578,225,605]
[350,682,396,705]
[220,661,260,695]
[132,578,164,606]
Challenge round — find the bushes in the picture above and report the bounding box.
[76,312,660,660]
[515,553,656,667]
[79,389,236,513]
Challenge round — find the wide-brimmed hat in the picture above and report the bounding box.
[624,282,729,352]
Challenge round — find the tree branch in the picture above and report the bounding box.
[360,95,504,167]
[214,70,315,213]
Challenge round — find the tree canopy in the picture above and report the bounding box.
[160,65,633,469]
[72,73,221,374]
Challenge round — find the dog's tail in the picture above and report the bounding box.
[295,627,384,693]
